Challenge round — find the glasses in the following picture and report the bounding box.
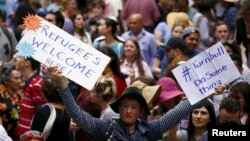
[219,119,241,126]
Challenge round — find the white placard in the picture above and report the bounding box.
[17,15,110,90]
[172,42,241,104]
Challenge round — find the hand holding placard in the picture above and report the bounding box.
[17,15,111,90]
[172,42,241,104]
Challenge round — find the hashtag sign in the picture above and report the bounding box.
[182,66,191,82]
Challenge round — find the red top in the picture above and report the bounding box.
[16,74,47,136]
[113,74,127,99]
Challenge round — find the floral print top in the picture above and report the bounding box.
[0,84,22,139]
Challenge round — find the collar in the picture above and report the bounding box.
[128,29,146,39]
[24,72,39,87]
[118,119,149,134]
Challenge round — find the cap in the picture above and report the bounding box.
[165,37,186,52]
[182,27,200,37]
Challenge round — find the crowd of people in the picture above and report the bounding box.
[0,0,250,141]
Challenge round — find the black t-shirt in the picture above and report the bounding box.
[31,105,70,141]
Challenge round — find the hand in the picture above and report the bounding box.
[0,103,7,112]
[128,68,135,82]
[19,133,44,141]
[47,66,68,89]
[213,84,228,95]
[69,120,79,132]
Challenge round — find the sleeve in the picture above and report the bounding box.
[142,61,153,77]
[5,0,16,17]
[58,87,108,136]
[223,7,237,33]
[150,0,160,21]
[148,98,212,136]
[93,41,100,49]
[149,36,158,66]
[7,28,17,56]
[199,18,213,47]
[0,125,12,141]
[121,0,129,20]
[155,22,165,34]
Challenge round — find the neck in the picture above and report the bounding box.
[133,29,142,37]
[51,102,64,109]
[5,85,16,94]
[22,69,36,81]
[128,124,136,134]
[105,34,116,45]
[126,57,135,64]
[75,28,81,35]
[99,100,109,110]
[194,127,206,140]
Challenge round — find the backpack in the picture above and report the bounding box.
[20,104,57,141]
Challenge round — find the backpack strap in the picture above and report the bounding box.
[42,103,57,140]
[104,118,118,141]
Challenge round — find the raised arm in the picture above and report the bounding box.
[47,67,107,136]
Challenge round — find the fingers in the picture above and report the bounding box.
[46,66,63,76]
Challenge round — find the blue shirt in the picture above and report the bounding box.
[155,22,171,44]
[122,29,157,67]
[93,41,124,59]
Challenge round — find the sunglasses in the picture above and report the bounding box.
[219,119,241,126]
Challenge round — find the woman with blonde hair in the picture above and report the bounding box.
[90,77,119,120]
[166,12,193,29]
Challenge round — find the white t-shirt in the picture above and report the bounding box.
[104,0,123,20]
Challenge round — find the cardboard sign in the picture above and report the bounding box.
[17,15,110,90]
[172,42,241,104]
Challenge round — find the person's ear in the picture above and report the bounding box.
[25,60,30,66]
[140,109,144,116]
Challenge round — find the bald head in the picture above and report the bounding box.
[129,13,143,35]
[130,13,143,23]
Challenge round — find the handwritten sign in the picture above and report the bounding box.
[17,15,110,90]
[172,42,241,105]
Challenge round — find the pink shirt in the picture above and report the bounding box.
[122,0,160,26]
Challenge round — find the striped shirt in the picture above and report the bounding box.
[17,74,46,136]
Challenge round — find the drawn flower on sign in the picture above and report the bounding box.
[23,14,41,30]
[16,41,35,59]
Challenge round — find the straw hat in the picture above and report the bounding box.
[130,80,161,104]
[110,80,161,115]
[166,12,193,29]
